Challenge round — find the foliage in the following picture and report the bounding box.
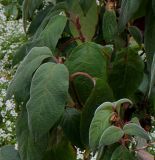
[1,0,155,159]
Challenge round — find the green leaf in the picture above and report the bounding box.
[118,0,142,32]
[61,108,83,148]
[109,48,144,98]
[123,123,150,140]
[22,0,42,32]
[148,53,155,98]
[68,0,98,41]
[43,136,76,160]
[7,47,53,102]
[0,145,20,160]
[102,10,118,42]
[16,107,48,160]
[80,79,114,147]
[99,126,124,146]
[111,145,134,160]
[27,5,52,36]
[65,42,107,103]
[144,7,155,72]
[79,0,94,15]
[26,62,69,139]
[89,109,114,151]
[36,15,67,52]
[114,98,133,116]
[97,144,119,160]
[129,26,143,45]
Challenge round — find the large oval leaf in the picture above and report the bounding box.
[99,126,124,146]
[0,145,20,160]
[16,107,48,160]
[109,48,144,98]
[65,42,107,103]
[26,62,69,139]
[6,47,53,102]
[79,0,94,15]
[80,79,114,147]
[123,123,150,140]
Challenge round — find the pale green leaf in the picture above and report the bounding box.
[99,126,124,146]
[123,123,150,140]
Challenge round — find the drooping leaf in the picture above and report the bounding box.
[16,107,48,160]
[7,47,53,102]
[114,98,133,117]
[129,26,143,45]
[109,48,144,98]
[0,145,20,160]
[61,108,83,148]
[123,123,150,140]
[99,126,124,146]
[118,0,142,32]
[26,62,69,139]
[102,10,118,42]
[89,107,114,151]
[65,42,107,103]
[68,0,98,41]
[80,79,114,147]
[35,15,67,52]
[111,145,135,160]
[79,0,94,15]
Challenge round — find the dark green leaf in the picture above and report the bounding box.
[102,10,118,42]
[148,53,155,97]
[22,0,42,31]
[7,47,53,102]
[111,145,134,160]
[0,145,20,160]
[79,0,94,15]
[65,42,107,103]
[16,107,48,160]
[152,0,155,15]
[123,123,150,140]
[26,63,69,139]
[118,0,142,32]
[99,126,124,146]
[80,79,114,147]
[144,8,155,54]
[43,136,76,160]
[61,108,83,148]
[129,26,143,45]
[27,5,52,36]
[109,48,144,98]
